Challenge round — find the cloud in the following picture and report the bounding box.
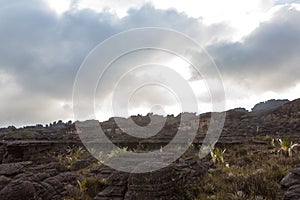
[0,1,232,126]
[72,0,277,40]
[205,5,300,92]
[0,0,299,127]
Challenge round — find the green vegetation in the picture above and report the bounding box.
[210,147,226,164]
[191,143,300,199]
[58,138,299,200]
[272,137,299,157]
[58,145,86,168]
[64,177,107,200]
[108,146,131,157]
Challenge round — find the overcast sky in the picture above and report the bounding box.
[0,0,299,127]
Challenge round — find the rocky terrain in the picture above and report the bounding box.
[0,98,299,199]
[251,99,290,112]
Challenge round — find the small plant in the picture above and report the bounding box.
[57,154,63,162]
[77,179,87,193]
[210,147,226,164]
[59,145,86,168]
[96,151,106,165]
[84,177,107,197]
[272,137,299,157]
[198,143,214,158]
[109,147,130,158]
[69,146,85,160]
[65,185,90,200]
[89,147,98,156]
[65,177,107,200]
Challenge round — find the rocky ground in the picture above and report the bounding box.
[0,98,299,199]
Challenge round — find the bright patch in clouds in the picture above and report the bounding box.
[46,0,71,14]
[166,57,191,80]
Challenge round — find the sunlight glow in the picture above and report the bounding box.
[165,57,191,80]
[45,0,71,14]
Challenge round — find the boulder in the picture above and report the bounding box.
[0,180,36,200]
[281,165,300,200]
[284,184,300,200]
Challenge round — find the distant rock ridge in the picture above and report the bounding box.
[0,97,299,165]
[0,98,299,199]
[251,99,289,112]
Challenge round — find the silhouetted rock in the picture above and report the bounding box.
[252,99,289,112]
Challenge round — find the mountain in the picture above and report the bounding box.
[251,99,290,112]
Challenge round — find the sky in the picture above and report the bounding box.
[0,0,300,127]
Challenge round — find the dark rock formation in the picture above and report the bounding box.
[0,98,299,199]
[0,180,36,200]
[0,161,32,176]
[1,140,81,164]
[281,165,300,200]
[1,98,299,159]
[252,99,289,112]
[0,162,78,200]
[95,158,211,200]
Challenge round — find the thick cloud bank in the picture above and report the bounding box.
[0,0,299,126]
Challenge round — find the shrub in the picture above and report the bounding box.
[58,145,86,168]
[272,137,299,157]
[85,177,107,198]
[65,177,106,200]
[210,147,226,164]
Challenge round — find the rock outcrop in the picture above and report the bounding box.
[281,165,300,200]
[0,162,78,200]
[1,99,299,162]
[252,99,289,112]
[0,98,299,199]
[95,158,211,200]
